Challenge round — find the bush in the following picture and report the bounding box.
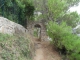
[47,21,80,60]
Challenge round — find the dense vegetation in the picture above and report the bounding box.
[0,33,32,60]
[0,0,35,27]
[47,21,80,60]
[59,12,80,27]
[46,0,80,60]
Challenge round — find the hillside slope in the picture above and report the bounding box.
[0,33,32,60]
[0,17,32,60]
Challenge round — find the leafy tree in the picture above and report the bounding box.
[47,0,80,21]
[33,0,80,25]
[0,0,35,27]
[67,0,80,7]
[47,0,67,20]
[59,12,80,27]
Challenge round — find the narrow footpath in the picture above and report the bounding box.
[27,32,62,60]
[33,39,62,60]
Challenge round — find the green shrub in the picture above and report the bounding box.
[47,21,80,60]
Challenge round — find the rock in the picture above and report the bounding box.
[0,17,27,35]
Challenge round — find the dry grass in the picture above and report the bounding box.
[0,33,32,60]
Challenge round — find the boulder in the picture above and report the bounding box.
[0,17,27,35]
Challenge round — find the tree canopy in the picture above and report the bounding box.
[60,12,80,27]
[0,0,35,27]
[47,0,80,21]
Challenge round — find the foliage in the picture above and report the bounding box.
[76,27,80,34]
[47,0,80,59]
[67,0,80,7]
[0,0,35,27]
[47,21,80,60]
[0,33,32,60]
[33,28,38,37]
[47,0,80,21]
[47,0,67,20]
[59,12,80,27]
[30,0,80,24]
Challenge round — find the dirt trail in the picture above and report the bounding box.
[33,40,62,60]
[33,45,44,60]
[27,33,61,60]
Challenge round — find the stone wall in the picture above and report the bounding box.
[27,20,48,41]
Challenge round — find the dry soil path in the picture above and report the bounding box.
[27,33,62,60]
[33,40,62,60]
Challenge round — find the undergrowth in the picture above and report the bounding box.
[0,33,32,60]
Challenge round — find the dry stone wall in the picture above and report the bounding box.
[27,20,48,41]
